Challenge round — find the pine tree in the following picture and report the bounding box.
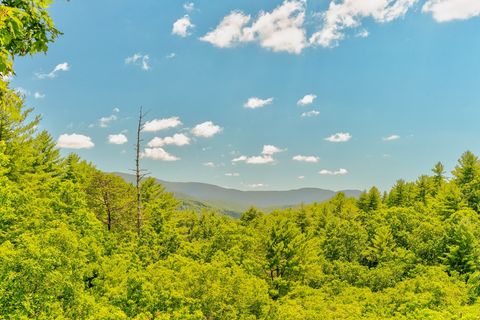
[452,151,480,212]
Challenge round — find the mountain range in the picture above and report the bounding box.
[115,172,362,217]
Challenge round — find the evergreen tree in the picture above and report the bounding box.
[452,151,480,212]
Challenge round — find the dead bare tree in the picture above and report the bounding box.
[135,107,148,236]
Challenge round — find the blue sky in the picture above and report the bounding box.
[9,0,480,191]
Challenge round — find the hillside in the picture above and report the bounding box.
[115,172,362,215]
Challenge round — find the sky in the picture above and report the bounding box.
[8,0,480,191]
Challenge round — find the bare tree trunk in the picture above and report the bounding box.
[135,107,144,237]
[102,191,112,231]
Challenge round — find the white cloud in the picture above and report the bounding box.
[108,134,128,145]
[148,133,190,147]
[172,15,195,37]
[298,175,305,179]
[423,0,480,22]
[57,133,94,149]
[125,53,141,64]
[143,117,182,132]
[201,0,307,54]
[262,145,284,155]
[95,108,120,128]
[191,121,223,138]
[310,0,417,48]
[244,97,274,109]
[200,11,252,48]
[34,92,45,99]
[203,162,216,168]
[325,132,352,142]
[166,52,176,59]
[125,53,150,71]
[246,155,275,164]
[225,172,240,177]
[99,114,117,128]
[301,110,320,117]
[356,29,369,38]
[141,57,151,71]
[382,134,400,141]
[241,0,307,54]
[35,62,70,79]
[232,145,284,165]
[142,148,179,161]
[183,2,195,12]
[232,155,248,162]
[297,94,317,106]
[293,155,319,163]
[319,168,348,175]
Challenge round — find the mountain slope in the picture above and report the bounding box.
[115,172,362,215]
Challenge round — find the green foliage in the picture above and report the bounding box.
[4,93,480,317]
[4,14,480,315]
[0,0,60,75]
[453,151,480,212]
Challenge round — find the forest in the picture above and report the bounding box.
[3,1,480,319]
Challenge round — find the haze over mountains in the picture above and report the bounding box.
[116,172,361,216]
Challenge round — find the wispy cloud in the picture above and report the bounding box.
[309,0,417,48]
[98,108,120,128]
[125,53,150,71]
[225,172,240,177]
[203,162,216,168]
[99,115,117,128]
[325,132,352,143]
[293,155,319,163]
[356,29,369,38]
[382,134,400,141]
[36,62,70,79]
[34,92,45,99]
[301,110,320,117]
[183,2,195,12]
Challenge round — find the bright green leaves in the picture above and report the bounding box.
[264,219,309,299]
[0,0,60,76]
[452,151,480,212]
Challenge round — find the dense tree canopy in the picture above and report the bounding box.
[4,2,480,319]
[4,103,480,318]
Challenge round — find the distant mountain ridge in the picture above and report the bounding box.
[115,172,362,216]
